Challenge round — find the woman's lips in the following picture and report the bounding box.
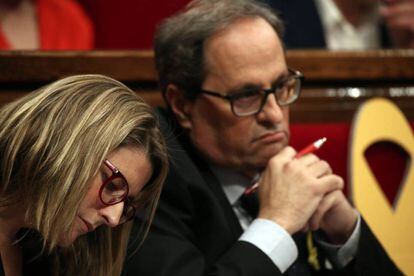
[79,216,94,233]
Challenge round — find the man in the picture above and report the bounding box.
[261,0,414,49]
[123,0,401,275]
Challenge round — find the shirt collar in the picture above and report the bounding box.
[314,0,381,49]
[209,165,252,205]
[316,0,350,32]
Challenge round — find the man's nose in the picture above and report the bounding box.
[256,93,284,124]
[100,202,124,228]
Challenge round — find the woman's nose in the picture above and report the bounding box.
[100,202,124,228]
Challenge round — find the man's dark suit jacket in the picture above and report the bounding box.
[260,0,391,49]
[122,108,401,276]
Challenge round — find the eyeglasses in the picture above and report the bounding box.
[200,68,304,117]
[99,159,136,224]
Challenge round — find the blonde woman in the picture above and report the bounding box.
[0,74,168,275]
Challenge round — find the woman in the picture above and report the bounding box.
[0,74,168,275]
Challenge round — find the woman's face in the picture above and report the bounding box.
[59,146,153,246]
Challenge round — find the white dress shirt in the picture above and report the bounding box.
[210,165,361,273]
[314,0,381,50]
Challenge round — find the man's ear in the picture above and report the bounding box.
[165,84,193,130]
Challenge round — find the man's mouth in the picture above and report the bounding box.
[254,130,287,143]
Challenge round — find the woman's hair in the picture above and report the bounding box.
[154,0,284,100]
[0,74,168,275]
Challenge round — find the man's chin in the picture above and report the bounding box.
[264,143,286,157]
[252,144,287,167]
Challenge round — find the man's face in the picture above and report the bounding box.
[181,17,290,174]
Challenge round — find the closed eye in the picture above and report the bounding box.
[101,171,108,182]
[105,181,118,192]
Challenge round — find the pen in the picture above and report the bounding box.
[294,137,327,158]
[243,137,327,195]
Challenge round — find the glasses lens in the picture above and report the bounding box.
[276,77,300,106]
[232,90,263,116]
[101,176,128,204]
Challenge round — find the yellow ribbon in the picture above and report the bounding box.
[307,231,321,271]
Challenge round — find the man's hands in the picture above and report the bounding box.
[381,0,414,48]
[257,146,358,243]
[308,189,358,244]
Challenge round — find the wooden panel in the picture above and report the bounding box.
[290,88,414,123]
[0,51,156,83]
[288,50,414,86]
[1,50,414,123]
[2,50,414,84]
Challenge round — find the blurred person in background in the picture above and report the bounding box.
[0,0,94,49]
[261,0,414,49]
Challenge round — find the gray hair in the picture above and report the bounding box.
[154,0,284,100]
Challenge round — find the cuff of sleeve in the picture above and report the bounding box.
[316,212,361,268]
[239,218,298,273]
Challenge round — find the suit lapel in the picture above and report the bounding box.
[180,134,244,238]
[157,108,243,239]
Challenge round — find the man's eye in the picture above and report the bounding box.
[233,90,262,109]
[233,89,260,100]
[273,77,290,90]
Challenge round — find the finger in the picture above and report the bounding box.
[381,2,414,20]
[267,146,297,171]
[296,153,320,167]
[280,146,297,159]
[307,159,332,178]
[386,16,414,31]
[316,174,344,195]
[268,146,297,165]
[383,4,414,29]
[309,191,340,230]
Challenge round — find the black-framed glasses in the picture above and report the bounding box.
[100,159,136,224]
[200,68,304,117]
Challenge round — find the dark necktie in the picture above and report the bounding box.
[239,192,259,218]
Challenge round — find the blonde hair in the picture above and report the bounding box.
[0,74,168,275]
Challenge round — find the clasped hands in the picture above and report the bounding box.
[257,146,358,244]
